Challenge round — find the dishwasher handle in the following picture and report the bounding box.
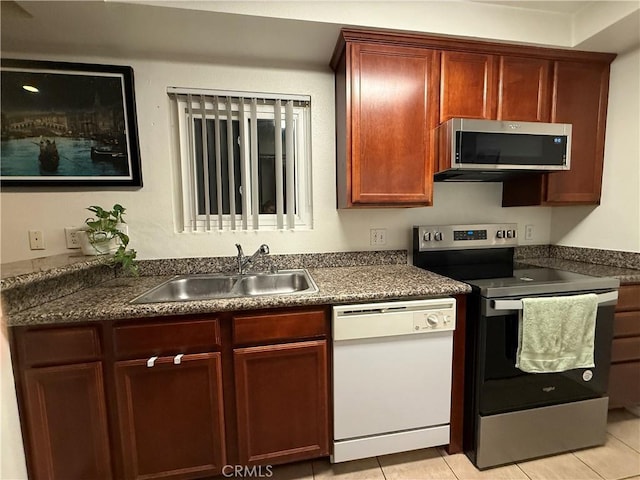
[491,290,618,312]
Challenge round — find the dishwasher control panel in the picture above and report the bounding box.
[333,298,456,341]
[412,308,455,332]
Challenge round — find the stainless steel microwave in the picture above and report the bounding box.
[435,118,572,181]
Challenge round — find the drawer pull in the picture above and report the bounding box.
[173,354,184,365]
[146,356,158,368]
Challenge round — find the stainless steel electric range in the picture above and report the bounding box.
[412,223,620,469]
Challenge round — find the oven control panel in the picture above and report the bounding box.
[413,223,518,251]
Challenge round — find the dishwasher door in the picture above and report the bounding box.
[332,298,456,462]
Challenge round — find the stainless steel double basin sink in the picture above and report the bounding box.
[130,269,318,304]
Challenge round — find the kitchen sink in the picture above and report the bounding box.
[129,269,318,304]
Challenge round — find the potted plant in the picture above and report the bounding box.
[79,203,138,276]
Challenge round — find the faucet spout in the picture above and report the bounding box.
[235,243,270,274]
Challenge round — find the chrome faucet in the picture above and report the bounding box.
[235,243,270,274]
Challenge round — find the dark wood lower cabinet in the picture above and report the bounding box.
[234,340,329,465]
[22,362,112,480]
[114,353,226,480]
[11,307,334,479]
[609,284,640,408]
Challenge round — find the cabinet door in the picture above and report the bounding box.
[497,56,551,122]
[115,353,226,480]
[546,60,610,204]
[502,60,611,206]
[234,340,329,465]
[348,42,438,206]
[23,362,112,480]
[440,51,497,122]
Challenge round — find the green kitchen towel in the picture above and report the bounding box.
[516,293,598,373]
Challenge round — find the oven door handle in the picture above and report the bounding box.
[492,290,619,311]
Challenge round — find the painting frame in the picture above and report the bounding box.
[1,59,142,187]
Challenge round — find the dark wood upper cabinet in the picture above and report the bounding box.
[22,362,112,480]
[333,28,615,209]
[440,51,497,122]
[114,353,226,480]
[335,40,438,207]
[546,60,611,204]
[497,56,551,122]
[503,59,612,206]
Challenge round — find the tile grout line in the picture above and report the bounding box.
[570,450,607,480]
[607,426,640,455]
[436,447,461,480]
[375,455,388,480]
[514,462,534,479]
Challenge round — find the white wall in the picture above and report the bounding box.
[0,309,28,480]
[0,54,553,263]
[551,47,640,252]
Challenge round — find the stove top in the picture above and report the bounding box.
[467,267,619,298]
[412,223,620,298]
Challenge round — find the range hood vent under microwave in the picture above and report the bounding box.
[434,118,572,182]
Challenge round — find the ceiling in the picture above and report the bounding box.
[470,1,594,14]
[0,1,343,69]
[1,1,638,69]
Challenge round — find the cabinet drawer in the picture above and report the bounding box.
[18,327,101,367]
[233,309,327,346]
[616,284,640,312]
[114,318,220,358]
[614,311,640,338]
[611,337,640,363]
[608,361,640,409]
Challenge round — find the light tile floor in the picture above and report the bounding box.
[270,408,640,480]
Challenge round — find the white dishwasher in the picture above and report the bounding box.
[332,298,456,463]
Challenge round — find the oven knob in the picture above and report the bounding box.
[496,230,504,239]
[423,232,432,242]
[434,232,443,241]
[426,314,439,327]
[507,230,514,238]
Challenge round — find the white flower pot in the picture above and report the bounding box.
[78,231,120,256]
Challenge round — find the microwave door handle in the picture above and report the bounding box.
[491,291,619,311]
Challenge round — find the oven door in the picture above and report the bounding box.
[476,290,616,416]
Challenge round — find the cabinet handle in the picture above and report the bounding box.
[146,356,158,368]
[173,354,184,365]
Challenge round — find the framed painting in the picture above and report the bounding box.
[1,59,142,187]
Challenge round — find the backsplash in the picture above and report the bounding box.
[516,245,640,270]
[135,250,407,276]
[515,245,552,259]
[550,245,640,270]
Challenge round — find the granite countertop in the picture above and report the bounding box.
[5,264,471,327]
[518,257,640,284]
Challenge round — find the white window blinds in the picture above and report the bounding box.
[168,87,312,232]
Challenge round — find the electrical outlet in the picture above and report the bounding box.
[65,227,83,249]
[28,230,45,250]
[525,224,534,241]
[370,228,387,246]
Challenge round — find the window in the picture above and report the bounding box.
[168,88,312,231]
